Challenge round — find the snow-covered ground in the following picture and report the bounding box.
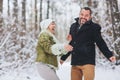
[0,62,120,80]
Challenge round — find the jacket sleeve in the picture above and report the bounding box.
[38,33,55,55]
[51,43,68,55]
[60,25,73,61]
[94,25,113,59]
[60,52,71,61]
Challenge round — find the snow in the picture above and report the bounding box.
[1,0,120,80]
[95,67,120,80]
[0,62,120,80]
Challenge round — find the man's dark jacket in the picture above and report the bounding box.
[61,18,113,65]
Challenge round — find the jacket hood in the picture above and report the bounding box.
[40,19,54,31]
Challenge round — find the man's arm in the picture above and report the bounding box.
[94,24,116,62]
[60,52,71,64]
[60,24,74,64]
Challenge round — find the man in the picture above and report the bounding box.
[60,7,116,80]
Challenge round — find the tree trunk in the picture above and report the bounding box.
[0,0,3,14]
[8,0,10,16]
[22,0,26,30]
[40,0,43,22]
[87,0,92,6]
[0,0,3,28]
[46,0,50,19]
[35,0,37,30]
[107,0,120,59]
[12,0,18,27]
[39,0,43,32]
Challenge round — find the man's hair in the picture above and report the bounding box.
[81,7,92,15]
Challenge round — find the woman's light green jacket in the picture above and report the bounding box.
[36,31,58,67]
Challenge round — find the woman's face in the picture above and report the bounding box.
[47,22,56,34]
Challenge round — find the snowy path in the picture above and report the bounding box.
[57,62,120,80]
[0,62,120,80]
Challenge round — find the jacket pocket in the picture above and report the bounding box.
[77,45,94,55]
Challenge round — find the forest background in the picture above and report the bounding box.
[0,0,120,80]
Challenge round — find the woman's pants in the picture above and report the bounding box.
[71,64,95,80]
[36,62,59,80]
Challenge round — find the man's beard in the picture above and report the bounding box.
[80,18,87,25]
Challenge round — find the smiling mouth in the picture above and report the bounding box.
[52,28,55,31]
[81,18,87,21]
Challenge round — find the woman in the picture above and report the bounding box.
[36,19,73,80]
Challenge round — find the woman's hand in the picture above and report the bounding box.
[64,44,73,52]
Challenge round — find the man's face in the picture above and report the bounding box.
[79,9,91,24]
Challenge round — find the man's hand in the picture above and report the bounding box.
[66,34,72,41]
[109,56,116,62]
[60,60,64,65]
